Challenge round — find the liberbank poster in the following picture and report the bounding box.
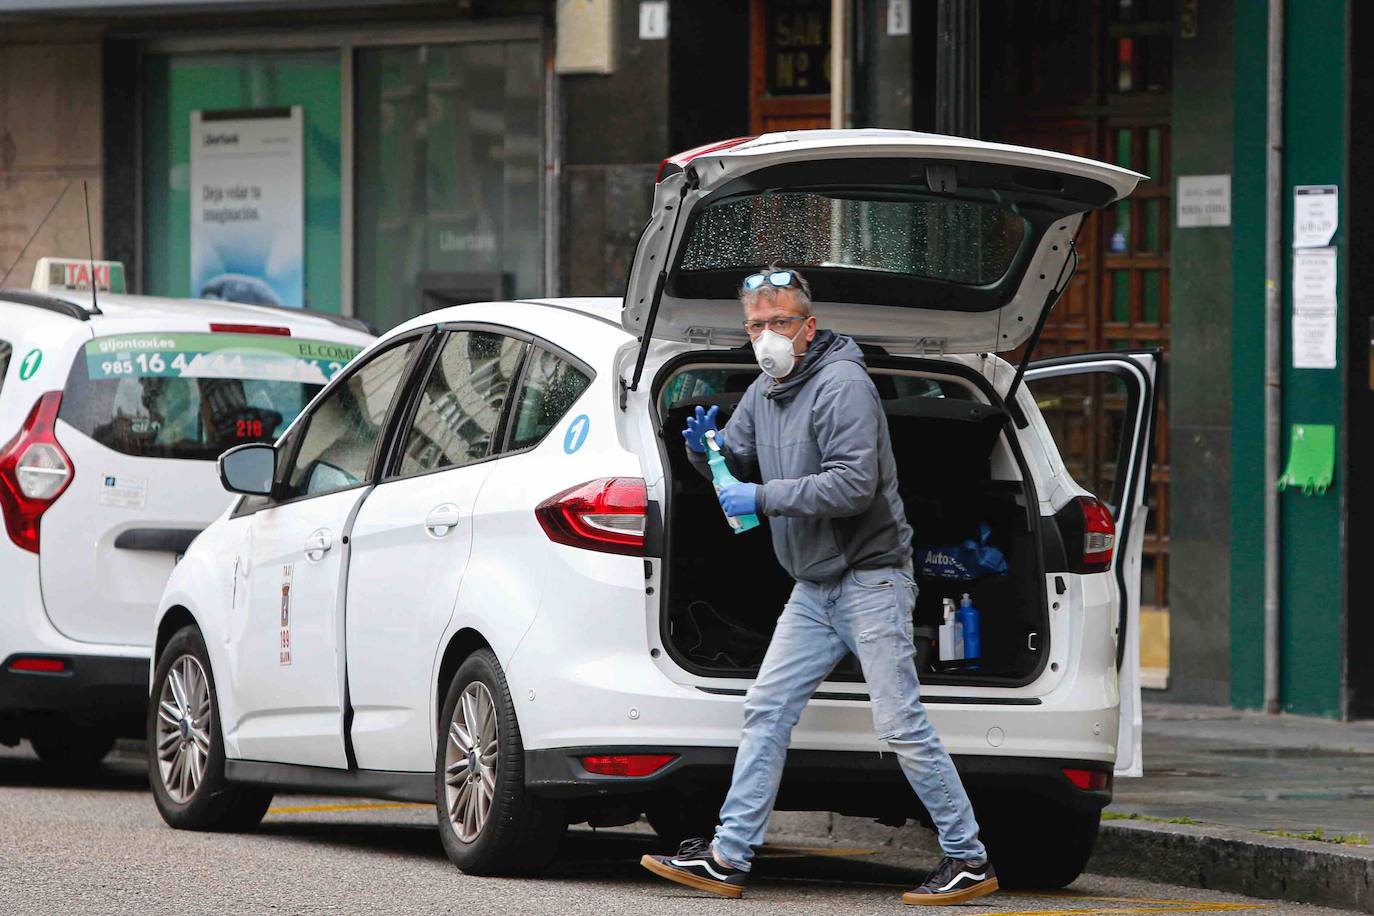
[190,107,304,308]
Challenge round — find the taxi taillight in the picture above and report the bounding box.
[535,478,646,556]
[0,392,73,553]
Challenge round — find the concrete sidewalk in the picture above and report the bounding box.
[1110,702,1374,839]
[1086,703,1374,911]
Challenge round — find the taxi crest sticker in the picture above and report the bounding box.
[279,563,293,666]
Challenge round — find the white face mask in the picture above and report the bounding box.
[752,323,806,379]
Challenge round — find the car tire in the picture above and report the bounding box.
[978,798,1100,889]
[435,649,565,875]
[146,625,273,832]
[28,726,116,771]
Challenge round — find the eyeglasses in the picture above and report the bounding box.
[742,269,798,291]
[742,315,806,336]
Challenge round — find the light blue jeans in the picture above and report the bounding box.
[712,564,986,870]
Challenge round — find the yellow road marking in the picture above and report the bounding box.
[267,802,431,815]
[971,904,1270,916]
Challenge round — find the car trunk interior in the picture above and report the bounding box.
[655,354,1048,687]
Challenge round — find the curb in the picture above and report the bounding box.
[770,812,1374,912]
[1088,820,1374,913]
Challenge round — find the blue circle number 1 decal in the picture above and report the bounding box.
[18,348,42,381]
[563,414,590,454]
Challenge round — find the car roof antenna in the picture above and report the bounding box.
[0,180,72,288]
[82,181,103,315]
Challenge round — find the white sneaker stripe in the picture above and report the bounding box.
[670,857,732,882]
[936,870,987,892]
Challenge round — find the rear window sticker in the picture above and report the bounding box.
[84,333,363,384]
[99,475,147,509]
[280,563,293,666]
[564,414,590,454]
[18,348,41,380]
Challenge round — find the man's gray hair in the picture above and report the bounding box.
[739,261,813,317]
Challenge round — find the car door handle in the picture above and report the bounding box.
[305,528,332,560]
[424,504,461,538]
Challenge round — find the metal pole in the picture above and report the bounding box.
[831,0,848,128]
[1263,0,1285,715]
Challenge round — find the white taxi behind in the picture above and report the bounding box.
[0,259,372,768]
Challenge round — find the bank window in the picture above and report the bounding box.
[508,347,592,451]
[397,331,524,476]
[283,338,416,499]
[355,40,544,331]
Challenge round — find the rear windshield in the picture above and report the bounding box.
[677,191,1027,286]
[0,340,11,398]
[60,332,364,460]
[660,366,967,417]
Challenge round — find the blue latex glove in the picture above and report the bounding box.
[682,404,722,454]
[718,482,758,518]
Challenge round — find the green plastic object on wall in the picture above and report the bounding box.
[1277,424,1335,495]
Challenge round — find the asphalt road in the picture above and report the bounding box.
[0,741,1359,915]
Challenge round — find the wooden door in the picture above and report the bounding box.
[750,0,832,133]
[985,0,1173,616]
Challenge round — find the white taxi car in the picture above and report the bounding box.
[0,259,372,768]
[150,131,1157,889]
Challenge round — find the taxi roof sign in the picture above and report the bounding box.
[32,257,127,296]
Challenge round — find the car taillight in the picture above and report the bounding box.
[581,754,677,777]
[0,391,73,553]
[1055,495,1116,574]
[1063,767,1111,791]
[209,322,290,336]
[535,477,647,556]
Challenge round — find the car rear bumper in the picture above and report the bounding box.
[525,745,1113,817]
[0,653,148,737]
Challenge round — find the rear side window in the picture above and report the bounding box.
[283,337,417,499]
[0,340,11,398]
[59,333,365,461]
[678,191,1027,286]
[508,346,591,451]
[396,331,524,477]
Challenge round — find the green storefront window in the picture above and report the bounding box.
[143,51,342,312]
[355,41,544,332]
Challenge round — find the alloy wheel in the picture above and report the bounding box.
[444,681,499,842]
[155,653,212,803]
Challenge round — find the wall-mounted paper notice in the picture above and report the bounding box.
[1293,313,1336,369]
[1176,174,1231,227]
[1294,185,1338,248]
[1292,247,1337,314]
[888,0,911,35]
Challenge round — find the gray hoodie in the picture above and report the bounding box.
[689,330,913,583]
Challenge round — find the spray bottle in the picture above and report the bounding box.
[705,430,760,534]
[939,597,964,664]
[958,593,982,668]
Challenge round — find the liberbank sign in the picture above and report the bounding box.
[189,107,304,309]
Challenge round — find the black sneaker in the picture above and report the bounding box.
[902,856,998,906]
[640,837,747,898]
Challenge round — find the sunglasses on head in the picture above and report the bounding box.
[742,269,799,291]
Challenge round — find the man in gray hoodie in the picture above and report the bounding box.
[641,266,998,907]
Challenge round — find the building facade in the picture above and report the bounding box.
[0,0,1365,717]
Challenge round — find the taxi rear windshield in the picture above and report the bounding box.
[60,332,364,461]
[677,190,1027,286]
